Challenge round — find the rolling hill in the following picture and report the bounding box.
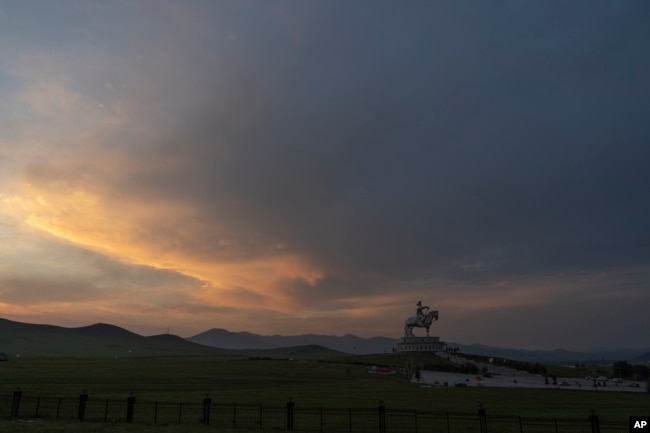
[636,352,650,362]
[187,328,398,354]
[188,328,650,363]
[242,344,350,359]
[3,317,648,363]
[0,318,352,359]
[0,318,234,358]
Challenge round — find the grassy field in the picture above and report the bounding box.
[0,422,212,433]
[1,353,647,426]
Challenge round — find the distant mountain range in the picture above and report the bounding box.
[0,318,347,359]
[187,328,397,354]
[1,317,648,363]
[0,317,232,358]
[188,328,650,364]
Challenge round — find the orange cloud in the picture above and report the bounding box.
[6,174,324,316]
[0,57,332,327]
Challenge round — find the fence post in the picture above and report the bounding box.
[378,400,386,433]
[126,393,136,423]
[202,393,211,425]
[78,390,88,421]
[349,407,352,433]
[478,404,488,433]
[11,387,22,418]
[589,410,600,433]
[287,397,295,431]
[414,409,418,433]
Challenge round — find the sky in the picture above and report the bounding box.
[1,1,649,351]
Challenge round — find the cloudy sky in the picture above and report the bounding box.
[1,1,649,351]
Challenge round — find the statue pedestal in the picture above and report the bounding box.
[397,336,446,353]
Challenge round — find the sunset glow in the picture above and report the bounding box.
[1,1,649,350]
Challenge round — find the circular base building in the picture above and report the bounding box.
[397,336,446,353]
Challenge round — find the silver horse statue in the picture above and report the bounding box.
[404,302,439,337]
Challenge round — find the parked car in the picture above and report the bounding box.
[558,381,571,386]
[629,383,640,388]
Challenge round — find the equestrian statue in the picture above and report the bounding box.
[404,301,438,337]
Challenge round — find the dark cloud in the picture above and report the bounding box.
[115,1,650,281]
[3,1,649,346]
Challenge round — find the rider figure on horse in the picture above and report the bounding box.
[415,301,429,326]
[404,300,438,338]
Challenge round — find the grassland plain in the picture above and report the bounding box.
[1,355,647,425]
[0,421,223,433]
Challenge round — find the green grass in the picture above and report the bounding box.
[1,355,647,426]
[0,421,218,433]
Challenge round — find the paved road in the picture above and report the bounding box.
[417,370,645,392]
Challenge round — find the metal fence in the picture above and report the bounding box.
[4,390,628,433]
